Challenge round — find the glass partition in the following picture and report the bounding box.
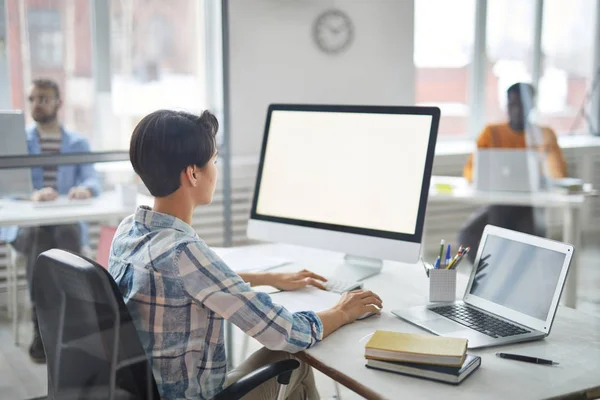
[414,0,476,137]
[5,0,209,153]
[0,159,138,201]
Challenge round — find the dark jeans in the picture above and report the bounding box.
[457,206,545,264]
[11,224,81,321]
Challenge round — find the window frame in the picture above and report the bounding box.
[420,0,600,139]
[467,0,600,139]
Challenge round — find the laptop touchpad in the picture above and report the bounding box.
[422,318,464,334]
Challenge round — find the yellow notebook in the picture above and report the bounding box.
[365,331,468,367]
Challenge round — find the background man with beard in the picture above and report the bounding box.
[0,78,101,363]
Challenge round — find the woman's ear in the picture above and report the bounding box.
[184,165,198,187]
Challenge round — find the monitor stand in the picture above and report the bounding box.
[333,254,383,282]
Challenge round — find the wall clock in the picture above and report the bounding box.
[313,9,354,55]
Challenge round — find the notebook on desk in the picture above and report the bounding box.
[365,331,467,367]
[366,353,481,385]
[364,331,477,385]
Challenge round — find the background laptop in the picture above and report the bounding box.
[392,225,573,349]
[474,149,543,192]
[0,111,34,198]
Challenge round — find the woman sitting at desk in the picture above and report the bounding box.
[459,82,567,264]
[109,109,383,400]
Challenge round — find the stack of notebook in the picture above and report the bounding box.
[364,331,481,385]
[548,178,585,194]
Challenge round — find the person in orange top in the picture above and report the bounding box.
[458,82,568,264]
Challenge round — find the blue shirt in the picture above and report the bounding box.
[0,126,101,244]
[27,127,101,196]
[108,207,323,400]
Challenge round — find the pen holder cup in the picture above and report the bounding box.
[429,268,457,302]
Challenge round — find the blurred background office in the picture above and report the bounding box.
[0,0,599,399]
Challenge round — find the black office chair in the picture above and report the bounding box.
[32,249,300,400]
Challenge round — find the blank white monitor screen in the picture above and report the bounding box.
[254,107,436,239]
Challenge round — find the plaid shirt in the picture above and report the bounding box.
[108,207,324,400]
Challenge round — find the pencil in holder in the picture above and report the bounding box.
[429,268,457,302]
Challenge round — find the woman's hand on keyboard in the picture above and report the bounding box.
[268,269,328,291]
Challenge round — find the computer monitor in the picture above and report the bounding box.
[0,111,33,198]
[248,104,440,281]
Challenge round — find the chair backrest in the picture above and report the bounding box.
[96,225,118,269]
[33,249,160,400]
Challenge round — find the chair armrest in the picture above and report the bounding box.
[212,359,300,400]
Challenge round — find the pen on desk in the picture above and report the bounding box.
[462,247,470,261]
[446,253,459,269]
[450,248,469,270]
[450,255,464,270]
[495,352,559,365]
[446,245,463,269]
[445,244,451,267]
[439,240,445,266]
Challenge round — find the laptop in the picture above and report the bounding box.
[474,149,543,192]
[0,111,34,198]
[392,225,573,349]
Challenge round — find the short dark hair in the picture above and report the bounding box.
[507,82,535,98]
[32,78,61,99]
[129,110,219,197]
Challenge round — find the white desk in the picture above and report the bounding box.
[429,176,597,309]
[257,244,600,400]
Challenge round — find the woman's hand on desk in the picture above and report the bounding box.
[317,290,383,339]
[239,269,328,291]
[269,269,328,291]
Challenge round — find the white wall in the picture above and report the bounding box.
[227,0,415,157]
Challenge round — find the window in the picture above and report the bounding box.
[485,0,535,127]
[7,1,95,142]
[414,0,476,137]
[8,0,210,152]
[109,0,207,151]
[27,9,63,68]
[539,0,596,134]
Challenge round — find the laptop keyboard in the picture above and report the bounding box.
[432,304,531,338]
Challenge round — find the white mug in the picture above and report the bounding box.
[119,184,138,209]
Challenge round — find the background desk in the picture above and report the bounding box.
[429,176,597,308]
[254,244,600,400]
[0,191,147,227]
[0,191,151,343]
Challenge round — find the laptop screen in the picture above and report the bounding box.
[469,234,566,321]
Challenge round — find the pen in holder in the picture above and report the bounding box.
[425,263,457,302]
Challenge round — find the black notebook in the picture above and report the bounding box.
[365,353,481,385]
